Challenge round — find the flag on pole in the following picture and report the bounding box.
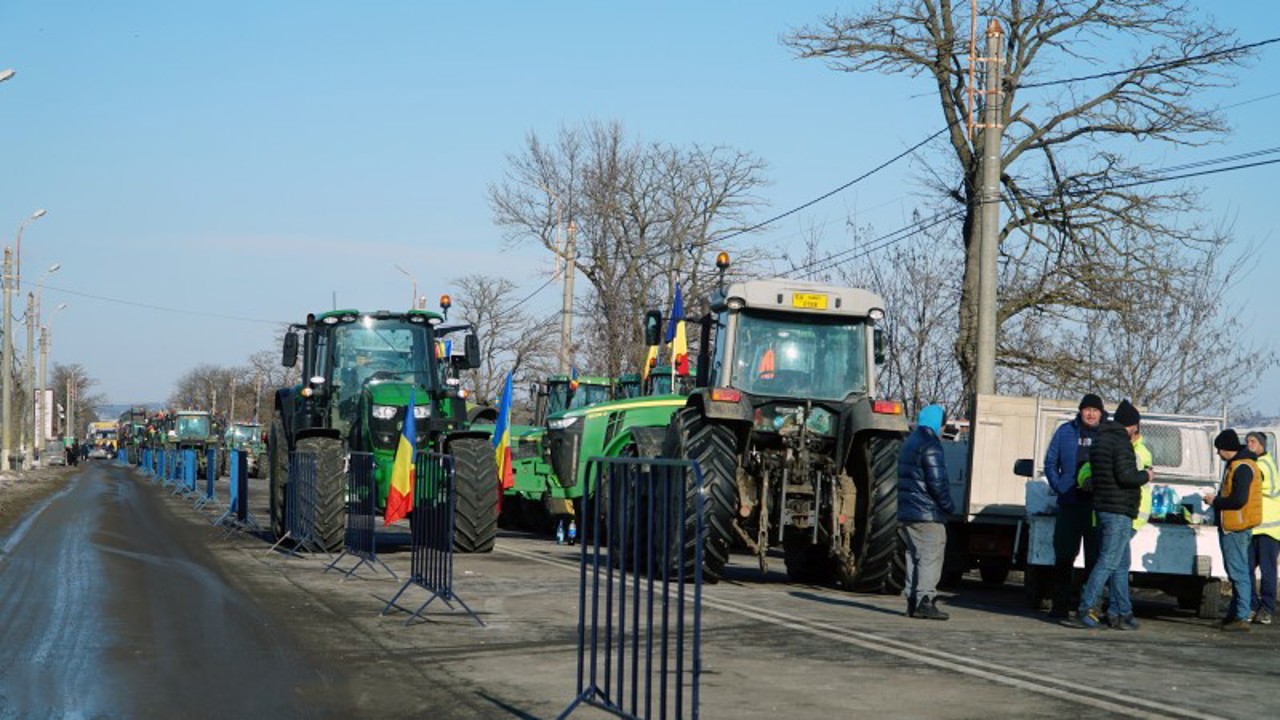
[384,389,416,526]
[493,370,515,490]
[667,285,689,376]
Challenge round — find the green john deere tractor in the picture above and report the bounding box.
[223,422,268,478]
[545,254,909,592]
[267,308,497,553]
[167,409,219,479]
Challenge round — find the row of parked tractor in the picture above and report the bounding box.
[116,406,269,481]
[260,253,911,593]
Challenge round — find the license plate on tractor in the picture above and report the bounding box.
[791,292,828,309]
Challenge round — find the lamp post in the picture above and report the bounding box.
[15,208,47,294]
[28,265,59,463]
[394,264,419,310]
[2,248,11,470]
[0,69,14,84]
[42,303,67,443]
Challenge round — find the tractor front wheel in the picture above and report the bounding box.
[296,436,346,553]
[451,437,499,553]
[268,414,288,540]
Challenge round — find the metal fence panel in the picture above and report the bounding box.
[325,452,396,579]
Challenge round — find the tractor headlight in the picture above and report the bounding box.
[371,405,397,420]
[548,416,580,430]
[413,405,431,419]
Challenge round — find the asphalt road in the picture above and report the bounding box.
[2,460,1277,719]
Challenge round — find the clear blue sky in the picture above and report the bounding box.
[0,2,1275,415]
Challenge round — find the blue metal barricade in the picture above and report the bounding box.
[116,448,127,465]
[325,452,396,580]
[381,452,482,626]
[558,457,704,720]
[195,448,219,510]
[266,450,324,555]
[216,450,261,533]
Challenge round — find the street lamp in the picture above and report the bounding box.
[394,264,418,310]
[28,265,59,463]
[0,69,14,83]
[15,208,47,293]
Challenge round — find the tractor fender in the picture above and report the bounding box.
[600,424,667,459]
[445,429,492,450]
[684,390,753,449]
[469,406,499,424]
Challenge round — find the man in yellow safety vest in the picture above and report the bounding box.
[1246,431,1279,625]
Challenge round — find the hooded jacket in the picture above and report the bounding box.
[897,405,956,523]
[1088,420,1149,518]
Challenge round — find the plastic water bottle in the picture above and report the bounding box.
[567,520,578,546]
[556,520,566,545]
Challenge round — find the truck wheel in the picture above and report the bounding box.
[980,560,1011,586]
[841,434,906,594]
[660,408,738,583]
[268,414,288,539]
[451,437,498,553]
[296,436,346,553]
[1196,578,1224,620]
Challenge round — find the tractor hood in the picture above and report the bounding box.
[363,379,429,407]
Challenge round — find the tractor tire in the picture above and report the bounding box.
[840,434,906,594]
[660,408,739,583]
[296,436,346,553]
[268,414,288,540]
[451,437,498,553]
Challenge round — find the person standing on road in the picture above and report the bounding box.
[1204,430,1263,631]
[1044,393,1106,618]
[1246,432,1279,625]
[897,404,956,621]
[1068,400,1151,630]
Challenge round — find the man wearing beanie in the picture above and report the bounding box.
[1245,432,1279,624]
[1068,399,1151,630]
[1043,393,1105,618]
[897,404,956,620]
[1203,429,1262,631]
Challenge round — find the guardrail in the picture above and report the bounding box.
[558,456,704,720]
[381,451,482,626]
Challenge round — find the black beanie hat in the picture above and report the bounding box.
[1214,429,1242,452]
[1079,393,1105,412]
[1114,399,1140,427]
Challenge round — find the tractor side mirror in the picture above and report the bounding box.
[873,327,886,365]
[1013,458,1035,478]
[282,331,298,367]
[644,309,663,347]
[463,333,481,369]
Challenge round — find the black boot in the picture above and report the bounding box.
[906,596,917,617]
[915,597,950,621]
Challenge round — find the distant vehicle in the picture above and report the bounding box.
[43,441,67,466]
[88,445,111,460]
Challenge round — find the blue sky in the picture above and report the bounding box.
[0,2,1275,415]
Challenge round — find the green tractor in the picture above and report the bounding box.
[267,308,498,553]
[167,409,219,479]
[222,421,268,478]
[546,256,909,591]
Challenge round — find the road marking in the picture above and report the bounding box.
[497,543,1224,720]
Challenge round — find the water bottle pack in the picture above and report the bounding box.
[1149,485,1184,522]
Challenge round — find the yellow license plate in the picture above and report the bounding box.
[792,292,828,309]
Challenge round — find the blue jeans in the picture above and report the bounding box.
[1078,511,1134,617]
[1220,528,1252,621]
[1248,534,1279,614]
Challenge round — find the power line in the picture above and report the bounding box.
[40,284,289,325]
[1018,36,1280,90]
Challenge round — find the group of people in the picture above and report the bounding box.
[894,395,1279,631]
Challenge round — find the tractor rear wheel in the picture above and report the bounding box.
[839,434,906,594]
[660,408,739,583]
[451,437,498,553]
[268,414,288,539]
[296,436,346,553]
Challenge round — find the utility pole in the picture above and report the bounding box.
[2,248,12,471]
[559,220,577,374]
[38,325,47,448]
[973,18,1005,397]
[21,292,33,468]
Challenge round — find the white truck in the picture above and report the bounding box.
[945,394,1230,618]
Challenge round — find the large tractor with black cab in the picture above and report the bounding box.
[268,307,497,553]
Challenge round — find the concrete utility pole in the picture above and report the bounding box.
[558,220,577,374]
[21,292,33,467]
[38,326,47,448]
[1,249,10,470]
[974,19,1005,397]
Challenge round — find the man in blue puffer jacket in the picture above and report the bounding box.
[1043,394,1105,618]
[898,404,956,620]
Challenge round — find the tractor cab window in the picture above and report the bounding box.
[546,382,572,416]
[330,319,434,412]
[730,310,868,401]
[229,425,259,443]
[176,415,210,439]
[569,383,611,410]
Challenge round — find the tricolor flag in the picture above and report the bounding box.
[384,389,416,526]
[642,343,659,381]
[493,370,515,491]
[667,285,689,376]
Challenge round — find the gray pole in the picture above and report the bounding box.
[974,19,1005,397]
[1,248,12,471]
[21,292,33,467]
[558,220,576,374]
[38,325,47,448]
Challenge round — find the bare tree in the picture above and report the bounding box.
[51,363,104,438]
[786,0,1265,408]
[450,273,559,405]
[489,120,770,376]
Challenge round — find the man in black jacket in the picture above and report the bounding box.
[1068,399,1151,630]
[897,404,956,620]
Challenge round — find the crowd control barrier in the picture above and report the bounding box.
[194,448,220,511]
[266,450,324,555]
[325,452,397,580]
[115,448,128,465]
[558,457,704,720]
[215,450,261,534]
[381,452,482,626]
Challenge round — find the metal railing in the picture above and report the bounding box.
[325,452,397,580]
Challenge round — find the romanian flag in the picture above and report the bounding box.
[384,389,416,526]
[569,366,579,392]
[667,284,689,376]
[642,344,659,381]
[493,370,514,490]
